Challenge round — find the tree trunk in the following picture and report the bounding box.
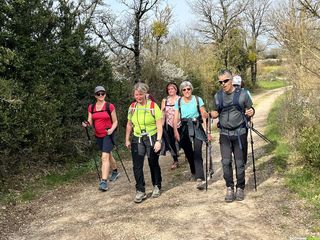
[253,59,257,86]
[155,38,160,65]
[133,17,141,83]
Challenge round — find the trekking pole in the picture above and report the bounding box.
[249,122,257,191]
[84,126,101,180]
[107,131,131,183]
[205,117,209,191]
[251,126,272,144]
[208,114,214,179]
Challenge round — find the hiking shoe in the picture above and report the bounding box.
[152,185,161,198]
[109,171,120,181]
[196,179,206,190]
[235,188,245,201]
[171,161,179,170]
[99,180,108,191]
[225,187,235,202]
[134,191,147,203]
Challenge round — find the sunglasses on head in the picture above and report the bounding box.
[95,91,106,96]
[182,87,191,92]
[219,79,230,85]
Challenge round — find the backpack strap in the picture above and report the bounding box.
[90,103,95,128]
[91,102,95,115]
[91,102,113,128]
[217,90,224,114]
[129,102,137,116]
[232,88,243,113]
[107,102,112,120]
[129,100,155,118]
[195,95,201,117]
[178,97,182,117]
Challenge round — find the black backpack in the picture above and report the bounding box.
[217,88,243,114]
[216,88,248,130]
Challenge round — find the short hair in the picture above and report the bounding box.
[179,81,193,93]
[218,68,233,77]
[166,82,179,95]
[133,82,149,95]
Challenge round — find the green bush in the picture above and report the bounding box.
[297,125,320,167]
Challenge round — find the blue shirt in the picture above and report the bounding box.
[174,95,204,118]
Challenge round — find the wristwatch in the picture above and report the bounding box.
[156,139,162,143]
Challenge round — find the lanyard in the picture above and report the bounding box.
[136,102,147,133]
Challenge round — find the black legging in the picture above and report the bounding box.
[179,125,205,180]
[164,124,178,162]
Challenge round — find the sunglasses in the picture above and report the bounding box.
[95,92,106,96]
[219,79,230,85]
[182,88,191,92]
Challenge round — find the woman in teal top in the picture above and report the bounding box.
[173,81,210,190]
[125,82,163,203]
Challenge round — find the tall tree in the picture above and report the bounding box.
[190,0,248,68]
[95,0,160,83]
[298,0,320,18]
[244,0,271,85]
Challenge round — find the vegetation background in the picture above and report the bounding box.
[0,0,319,216]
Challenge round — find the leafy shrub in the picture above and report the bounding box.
[297,125,320,167]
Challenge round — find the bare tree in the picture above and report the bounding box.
[94,0,160,83]
[298,0,320,18]
[190,0,248,67]
[243,0,271,85]
[151,5,173,63]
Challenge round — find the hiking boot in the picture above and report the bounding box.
[99,180,108,191]
[109,171,120,181]
[196,179,206,190]
[152,185,161,198]
[134,191,147,203]
[170,161,179,170]
[235,188,245,201]
[225,187,235,202]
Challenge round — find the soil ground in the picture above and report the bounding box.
[1,87,319,240]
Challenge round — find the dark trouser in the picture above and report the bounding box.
[131,135,162,192]
[220,133,247,190]
[164,124,178,162]
[180,134,205,180]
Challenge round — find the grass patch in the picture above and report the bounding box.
[286,167,320,212]
[265,94,289,172]
[308,237,320,240]
[257,80,287,90]
[265,93,320,220]
[0,160,97,204]
[259,65,283,74]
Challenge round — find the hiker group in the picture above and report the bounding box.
[82,68,255,203]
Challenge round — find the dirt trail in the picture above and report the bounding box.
[1,87,319,240]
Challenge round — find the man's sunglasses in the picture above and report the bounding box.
[95,92,106,96]
[182,88,191,92]
[219,79,230,85]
